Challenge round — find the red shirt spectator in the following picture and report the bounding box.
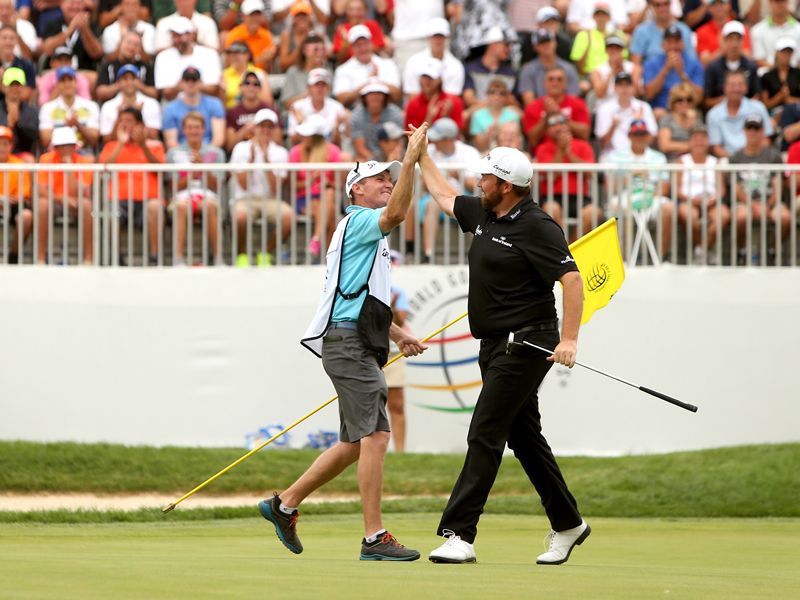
[696,19,751,64]
[404,57,464,129]
[522,65,590,149]
[523,95,590,145]
[332,0,389,62]
[534,115,595,196]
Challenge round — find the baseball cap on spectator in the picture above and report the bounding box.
[536,6,560,23]
[290,0,312,15]
[614,71,633,84]
[117,64,140,78]
[182,66,201,81]
[606,35,625,48]
[360,80,389,95]
[594,2,611,14]
[169,16,195,34]
[546,113,567,126]
[307,68,331,85]
[241,0,265,15]
[533,28,555,45]
[54,46,72,58]
[721,21,745,38]
[253,107,279,125]
[347,24,372,44]
[426,17,450,37]
[52,127,79,146]
[0,125,12,140]
[628,119,649,135]
[744,115,763,128]
[226,41,250,54]
[418,57,443,79]
[664,24,682,39]
[484,26,506,45]
[296,113,331,137]
[56,66,76,80]
[469,147,533,187]
[2,67,26,86]
[345,160,402,196]
[377,121,404,141]
[428,118,459,142]
[776,37,797,52]
[241,70,262,86]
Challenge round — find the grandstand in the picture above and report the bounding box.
[0,0,798,267]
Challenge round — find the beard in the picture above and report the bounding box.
[480,186,504,212]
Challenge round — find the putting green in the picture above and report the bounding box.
[2,515,798,599]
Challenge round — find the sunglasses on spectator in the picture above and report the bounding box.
[242,79,262,87]
[547,76,565,81]
[673,97,692,103]
[488,89,507,95]
[744,123,763,130]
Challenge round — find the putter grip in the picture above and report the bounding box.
[640,386,698,413]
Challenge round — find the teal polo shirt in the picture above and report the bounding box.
[331,205,388,322]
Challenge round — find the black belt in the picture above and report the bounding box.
[480,320,559,346]
[328,321,358,331]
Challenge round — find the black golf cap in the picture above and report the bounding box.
[664,24,682,39]
[182,66,202,81]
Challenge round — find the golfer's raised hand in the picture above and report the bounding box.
[405,122,429,163]
[548,339,577,368]
[397,334,428,358]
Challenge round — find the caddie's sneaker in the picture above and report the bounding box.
[360,532,420,561]
[536,519,591,565]
[428,530,477,564]
[258,493,303,554]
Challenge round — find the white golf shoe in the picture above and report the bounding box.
[428,530,477,564]
[536,519,591,565]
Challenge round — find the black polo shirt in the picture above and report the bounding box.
[704,56,760,100]
[454,194,578,340]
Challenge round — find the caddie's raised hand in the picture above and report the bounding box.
[405,122,429,162]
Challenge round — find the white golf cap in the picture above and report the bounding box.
[776,36,797,52]
[169,16,195,34]
[295,113,331,137]
[241,0,265,14]
[345,160,402,196]
[721,20,745,38]
[307,67,331,85]
[428,117,459,142]
[468,147,533,187]
[418,57,443,80]
[360,79,389,95]
[536,6,560,23]
[347,24,372,44]
[253,107,279,125]
[426,17,450,37]
[52,126,78,146]
[483,26,506,45]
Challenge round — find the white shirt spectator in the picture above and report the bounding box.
[751,18,800,68]
[99,92,162,136]
[230,139,289,200]
[155,12,220,52]
[391,1,444,42]
[428,140,481,190]
[102,20,157,56]
[679,153,719,199]
[39,95,100,136]
[154,45,222,90]
[287,96,347,138]
[403,48,465,96]
[595,98,658,161]
[332,55,400,98]
[593,59,635,109]
[13,18,39,57]
[568,0,630,31]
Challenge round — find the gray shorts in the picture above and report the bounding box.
[321,329,389,443]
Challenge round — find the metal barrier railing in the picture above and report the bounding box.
[0,162,798,267]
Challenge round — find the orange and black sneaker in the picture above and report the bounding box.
[258,493,303,554]
[360,531,420,561]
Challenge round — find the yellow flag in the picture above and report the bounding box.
[568,218,625,325]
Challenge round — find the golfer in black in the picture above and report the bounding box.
[419,145,591,565]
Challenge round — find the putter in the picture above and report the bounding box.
[506,333,698,413]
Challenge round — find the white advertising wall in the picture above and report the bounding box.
[0,265,798,455]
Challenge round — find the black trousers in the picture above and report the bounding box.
[436,331,582,544]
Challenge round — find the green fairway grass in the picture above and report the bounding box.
[2,515,798,600]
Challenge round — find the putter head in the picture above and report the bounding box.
[161,503,176,514]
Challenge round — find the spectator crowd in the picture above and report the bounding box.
[1,0,800,265]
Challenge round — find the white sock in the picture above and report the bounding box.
[279,502,297,515]
[365,529,387,543]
